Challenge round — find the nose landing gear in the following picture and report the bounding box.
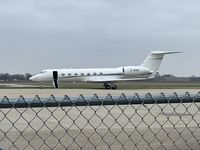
[103,82,117,89]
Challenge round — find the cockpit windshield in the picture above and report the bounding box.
[33,71,47,76]
[39,71,47,74]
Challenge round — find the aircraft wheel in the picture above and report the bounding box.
[106,85,112,89]
[112,85,117,89]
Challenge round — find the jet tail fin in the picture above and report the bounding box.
[141,51,181,73]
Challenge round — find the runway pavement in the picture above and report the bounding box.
[0,88,199,99]
[0,89,200,149]
[1,103,200,149]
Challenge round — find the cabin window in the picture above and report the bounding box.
[74,73,78,76]
[61,73,65,76]
[68,73,72,76]
[93,72,97,75]
[99,72,103,75]
[134,69,139,72]
[87,73,90,76]
[81,73,84,76]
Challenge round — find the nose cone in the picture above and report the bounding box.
[29,76,36,81]
[29,75,39,81]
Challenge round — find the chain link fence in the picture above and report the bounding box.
[0,92,200,150]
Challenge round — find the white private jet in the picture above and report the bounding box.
[30,51,180,89]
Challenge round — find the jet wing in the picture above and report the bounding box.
[84,76,146,83]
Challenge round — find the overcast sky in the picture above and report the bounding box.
[0,0,200,76]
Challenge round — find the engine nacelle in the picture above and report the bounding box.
[124,66,152,76]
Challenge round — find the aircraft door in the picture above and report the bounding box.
[53,71,59,88]
[122,68,125,74]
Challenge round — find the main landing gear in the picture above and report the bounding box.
[40,82,44,89]
[103,82,117,89]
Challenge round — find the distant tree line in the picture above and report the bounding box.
[0,73,32,81]
[189,75,200,82]
[153,74,200,82]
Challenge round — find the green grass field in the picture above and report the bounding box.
[0,81,200,89]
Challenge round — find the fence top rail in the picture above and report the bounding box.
[0,92,200,108]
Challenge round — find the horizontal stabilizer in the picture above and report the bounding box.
[151,51,182,55]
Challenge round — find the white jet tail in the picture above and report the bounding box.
[141,51,181,73]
